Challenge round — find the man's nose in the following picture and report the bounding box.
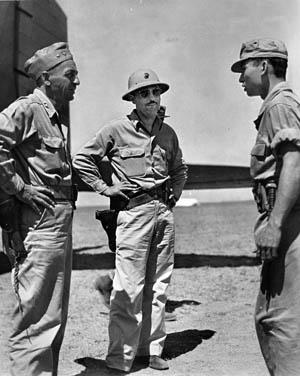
[148,92,157,100]
[74,75,80,85]
[239,73,244,83]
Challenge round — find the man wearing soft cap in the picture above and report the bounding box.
[232,38,300,375]
[73,69,187,373]
[0,42,79,375]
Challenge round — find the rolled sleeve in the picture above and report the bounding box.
[267,102,300,154]
[271,128,300,153]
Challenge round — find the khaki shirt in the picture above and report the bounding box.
[0,88,72,195]
[251,82,300,182]
[73,110,188,200]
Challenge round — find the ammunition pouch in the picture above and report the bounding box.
[253,180,277,215]
[95,209,118,252]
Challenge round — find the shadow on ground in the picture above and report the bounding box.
[0,250,260,274]
[166,299,200,313]
[163,329,216,359]
[72,329,215,375]
[72,252,260,270]
[74,245,106,252]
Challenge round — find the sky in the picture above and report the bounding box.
[55,0,300,205]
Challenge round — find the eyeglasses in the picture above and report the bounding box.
[137,87,161,98]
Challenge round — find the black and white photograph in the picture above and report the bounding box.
[0,1,300,375]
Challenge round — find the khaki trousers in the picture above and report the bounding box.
[7,202,73,376]
[255,208,300,376]
[106,200,174,372]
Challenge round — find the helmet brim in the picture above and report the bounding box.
[122,82,169,101]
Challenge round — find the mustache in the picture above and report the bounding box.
[147,100,157,105]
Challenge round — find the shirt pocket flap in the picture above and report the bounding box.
[251,143,266,157]
[120,147,145,159]
[43,136,64,149]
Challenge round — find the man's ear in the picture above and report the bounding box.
[41,71,51,86]
[261,60,269,75]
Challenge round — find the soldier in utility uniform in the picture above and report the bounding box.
[0,42,80,376]
[232,38,300,376]
[73,69,187,373]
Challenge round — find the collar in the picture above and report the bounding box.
[254,81,293,130]
[127,109,163,133]
[33,88,58,119]
[258,81,292,118]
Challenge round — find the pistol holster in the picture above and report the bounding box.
[95,209,118,252]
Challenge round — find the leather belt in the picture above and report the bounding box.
[111,185,166,211]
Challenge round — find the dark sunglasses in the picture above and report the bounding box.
[137,87,161,98]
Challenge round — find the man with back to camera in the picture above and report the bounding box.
[0,42,80,375]
[73,68,187,374]
[231,38,300,375]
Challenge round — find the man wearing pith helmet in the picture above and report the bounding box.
[0,42,80,375]
[232,38,300,375]
[73,69,187,373]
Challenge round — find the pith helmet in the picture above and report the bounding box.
[122,69,169,101]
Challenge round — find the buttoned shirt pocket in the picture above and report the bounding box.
[251,143,268,161]
[250,142,274,179]
[41,136,67,174]
[119,147,146,177]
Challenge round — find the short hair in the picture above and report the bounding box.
[252,57,287,79]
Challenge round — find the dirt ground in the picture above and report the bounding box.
[0,201,270,376]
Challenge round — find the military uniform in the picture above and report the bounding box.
[252,82,300,375]
[0,43,78,376]
[232,38,300,376]
[73,69,187,372]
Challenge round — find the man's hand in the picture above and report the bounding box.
[254,142,300,262]
[16,184,55,214]
[102,181,137,201]
[254,218,282,261]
